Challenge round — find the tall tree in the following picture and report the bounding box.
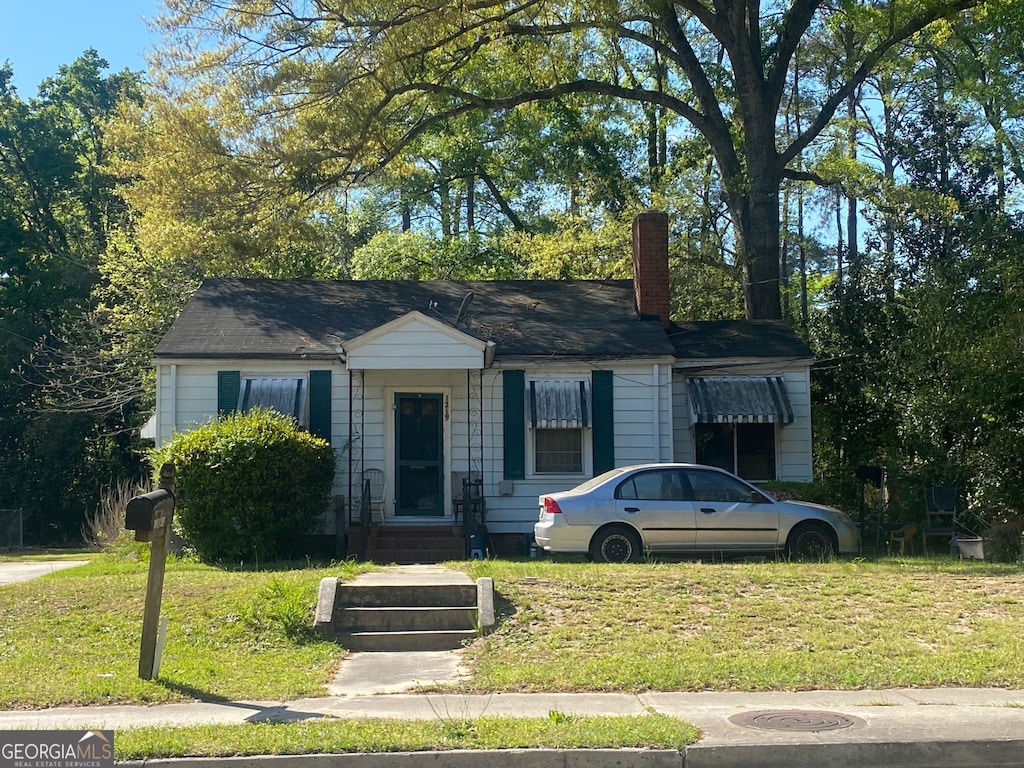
[0,53,145,541]
[155,0,984,319]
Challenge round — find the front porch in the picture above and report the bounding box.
[338,310,491,562]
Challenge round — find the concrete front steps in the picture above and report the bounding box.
[314,566,495,651]
[346,525,467,564]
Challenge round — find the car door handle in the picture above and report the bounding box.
[624,507,639,513]
[701,507,717,514]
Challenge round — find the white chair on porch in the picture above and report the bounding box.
[362,468,386,525]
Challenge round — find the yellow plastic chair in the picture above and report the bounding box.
[891,523,919,556]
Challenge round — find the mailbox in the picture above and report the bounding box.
[125,489,174,542]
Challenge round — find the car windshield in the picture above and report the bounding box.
[570,466,633,494]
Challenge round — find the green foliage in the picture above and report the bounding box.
[114,714,698,759]
[245,578,320,643]
[150,409,335,563]
[760,481,834,506]
[0,556,374,708]
[352,231,507,280]
[808,85,1024,528]
[500,213,632,280]
[982,520,1024,564]
[153,0,987,319]
[0,53,148,543]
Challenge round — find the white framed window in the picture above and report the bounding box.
[238,376,308,425]
[527,379,591,477]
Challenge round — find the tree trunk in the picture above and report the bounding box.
[731,177,783,320]
[846,89,859,283]
[727,118,783,319]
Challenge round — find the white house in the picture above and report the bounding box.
[151,212,814,560]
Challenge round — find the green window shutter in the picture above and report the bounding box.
[308,370,332,443]
[217,371,240,415]
[503,369,526,480]
[592,370,614,475]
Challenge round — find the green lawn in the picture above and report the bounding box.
[114,715,699,760]
[1,551,1022,757]
[459,557,1024,692]
[0,555,375,707]
[2,552,1022,708]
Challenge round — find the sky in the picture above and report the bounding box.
[0,0,161,95]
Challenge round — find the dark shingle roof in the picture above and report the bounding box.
[668,319,813,360]
[156,279,813,363]
[154,278,675,360]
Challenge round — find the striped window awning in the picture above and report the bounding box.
[529,379,590,429]
[688,376,794,425]
[239,377,306,423]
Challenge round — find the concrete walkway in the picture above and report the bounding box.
[2,563,1023,767]
[0,559,89,584]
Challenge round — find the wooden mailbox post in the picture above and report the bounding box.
[124,463,175,680]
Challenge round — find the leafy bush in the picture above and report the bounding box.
[150,409,335,563]
[760,480,834,506]
[983,520,1024,563]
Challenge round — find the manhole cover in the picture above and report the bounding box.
[729,710,865,732]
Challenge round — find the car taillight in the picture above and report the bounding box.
[543,497,562,514]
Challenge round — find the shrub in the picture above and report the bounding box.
[983,519,1024,563]
[760,480,834,506]
[150,408,335,563]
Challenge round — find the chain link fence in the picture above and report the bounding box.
[0,508,24,550]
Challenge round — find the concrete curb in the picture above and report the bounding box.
[122,751,683,768]
[313,578,337,631]
[119,741,1024,768]
[684,739,1024,768]
[475,577,495,632]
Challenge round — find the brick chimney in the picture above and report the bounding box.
[632,210,671,328]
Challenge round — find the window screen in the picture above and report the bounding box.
[534,428,583,474]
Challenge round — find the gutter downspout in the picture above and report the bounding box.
[169,364,177,445]
[652,364,660,462]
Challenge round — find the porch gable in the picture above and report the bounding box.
[343,310,489,370]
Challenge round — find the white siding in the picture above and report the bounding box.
[157,360,347,445]
[612,363,672,466]
[777,367,813,481]
[347,318,484,370]
[155,355,813,538]
[481,362,674,535]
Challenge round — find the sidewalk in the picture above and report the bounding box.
[2,665,1023,767]
[0,559,89,584]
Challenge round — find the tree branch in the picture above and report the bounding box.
[767,0,823,110]
[780,0,983,168]
[477,167,525,231]
[368,79,712,178]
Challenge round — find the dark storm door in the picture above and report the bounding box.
[395,393,444,516]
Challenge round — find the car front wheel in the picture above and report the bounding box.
[786,522,835,562]
[590,527,642,563]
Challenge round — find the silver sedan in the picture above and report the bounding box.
[534,463,860,563]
